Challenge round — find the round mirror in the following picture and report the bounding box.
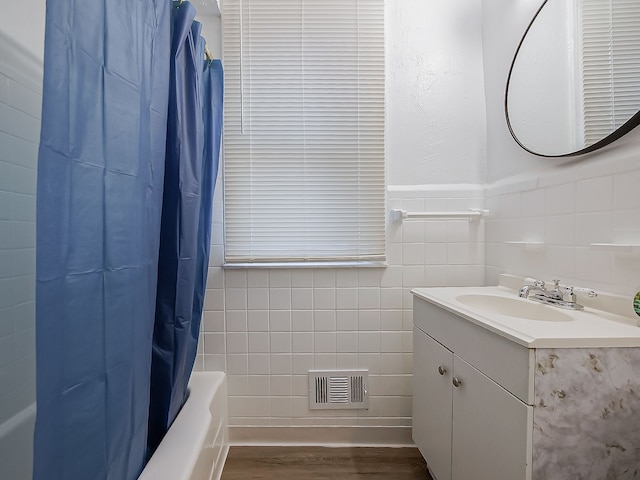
[505,0,640,157]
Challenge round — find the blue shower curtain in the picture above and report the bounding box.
[35,0,222,478]
[190,59,223,371]
[34,1,171,479]
[147,2,223,455]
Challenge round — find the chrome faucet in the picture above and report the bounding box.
[518,278,597,310]
[518,279,548,299]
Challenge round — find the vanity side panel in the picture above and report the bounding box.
[414,297,533,404]
[533,348,640,479]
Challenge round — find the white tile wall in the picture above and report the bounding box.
[0,49,40,425]
[196,185,485,427]
[485,155,640,297]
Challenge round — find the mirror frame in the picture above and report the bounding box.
[504,0,640,158]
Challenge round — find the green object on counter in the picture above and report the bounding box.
[635,292,640,316]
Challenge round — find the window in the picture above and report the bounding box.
[222,0,385,265]
[579,0,640,145]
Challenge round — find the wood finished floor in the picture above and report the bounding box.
[220,446,433,480]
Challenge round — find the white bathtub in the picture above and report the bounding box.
[0,403,36,480]
[139,372,229,480]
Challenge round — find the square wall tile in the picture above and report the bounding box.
[358,288,380,309]
[247,375,270,396]
[225,310,247,332]
[545,215,575,246]
[291,288,313,310]
[336,288,358,310]
[314,310,336,331]
[269,269,291,287]
[314,270,336,287]
[225,288,247,310]
[336,310,358,331]
[576,176,613,213]
[358,310,380,331]
[248,332,269,353]
[270,354,293,375]
[402,243,425,265]
[225,269,247,288]
[269,288,291,310]
[269,310,291,331]
[270,375,292,396]
[337,332,358,353]
[291,269,314,287]
[248,269,269,287]
[358,332,380,353]
[313,288,335,310]
[248,354,271,375]
[381,265,402,288]
[614,170,640,210]
[545,183,576,215]
[380,310,403,331]
[226,332,248,354]
[380,288,402,310]
[248,310,269,331]
[292,310,313,331]
[292,332,313,353]
[314,332,336,353]
[248,288,269,310]
[204,333,226,355]
[336,269,359,287]
[270,332,291,353]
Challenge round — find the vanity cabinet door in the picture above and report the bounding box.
[413,326,453,480]
[451,355,532,480]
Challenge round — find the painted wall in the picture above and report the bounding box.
[386,0,486,186]
[482,0,640,298]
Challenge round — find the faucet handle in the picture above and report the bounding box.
[562,285,597,300]
[523,277,545,288]
[573,286,598,298]
[559,285,576,302]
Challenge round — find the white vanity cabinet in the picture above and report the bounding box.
[413,296,534,480]
[413,283,640,479]
[413,328,453,480]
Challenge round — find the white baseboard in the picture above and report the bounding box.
[229,426,414,448]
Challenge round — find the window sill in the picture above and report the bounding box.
[223,261,388,269]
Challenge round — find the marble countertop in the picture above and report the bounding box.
[412,279,640,349]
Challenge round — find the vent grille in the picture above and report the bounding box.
[309,370,369,410]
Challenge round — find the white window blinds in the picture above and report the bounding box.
[579,0,640,146]
[222,0,385,264]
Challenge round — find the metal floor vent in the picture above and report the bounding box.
[308,370,369,410]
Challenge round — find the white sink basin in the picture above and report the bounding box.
[455,294,573,322]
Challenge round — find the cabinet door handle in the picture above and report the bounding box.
[437,366,447,376]
[452,377,462,388]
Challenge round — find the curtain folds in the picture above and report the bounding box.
[189,58,224,383]
[34,1,170,479]
[147,2,223,456]
[35,0,222,477]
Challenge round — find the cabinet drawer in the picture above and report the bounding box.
[414,296,534,404]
